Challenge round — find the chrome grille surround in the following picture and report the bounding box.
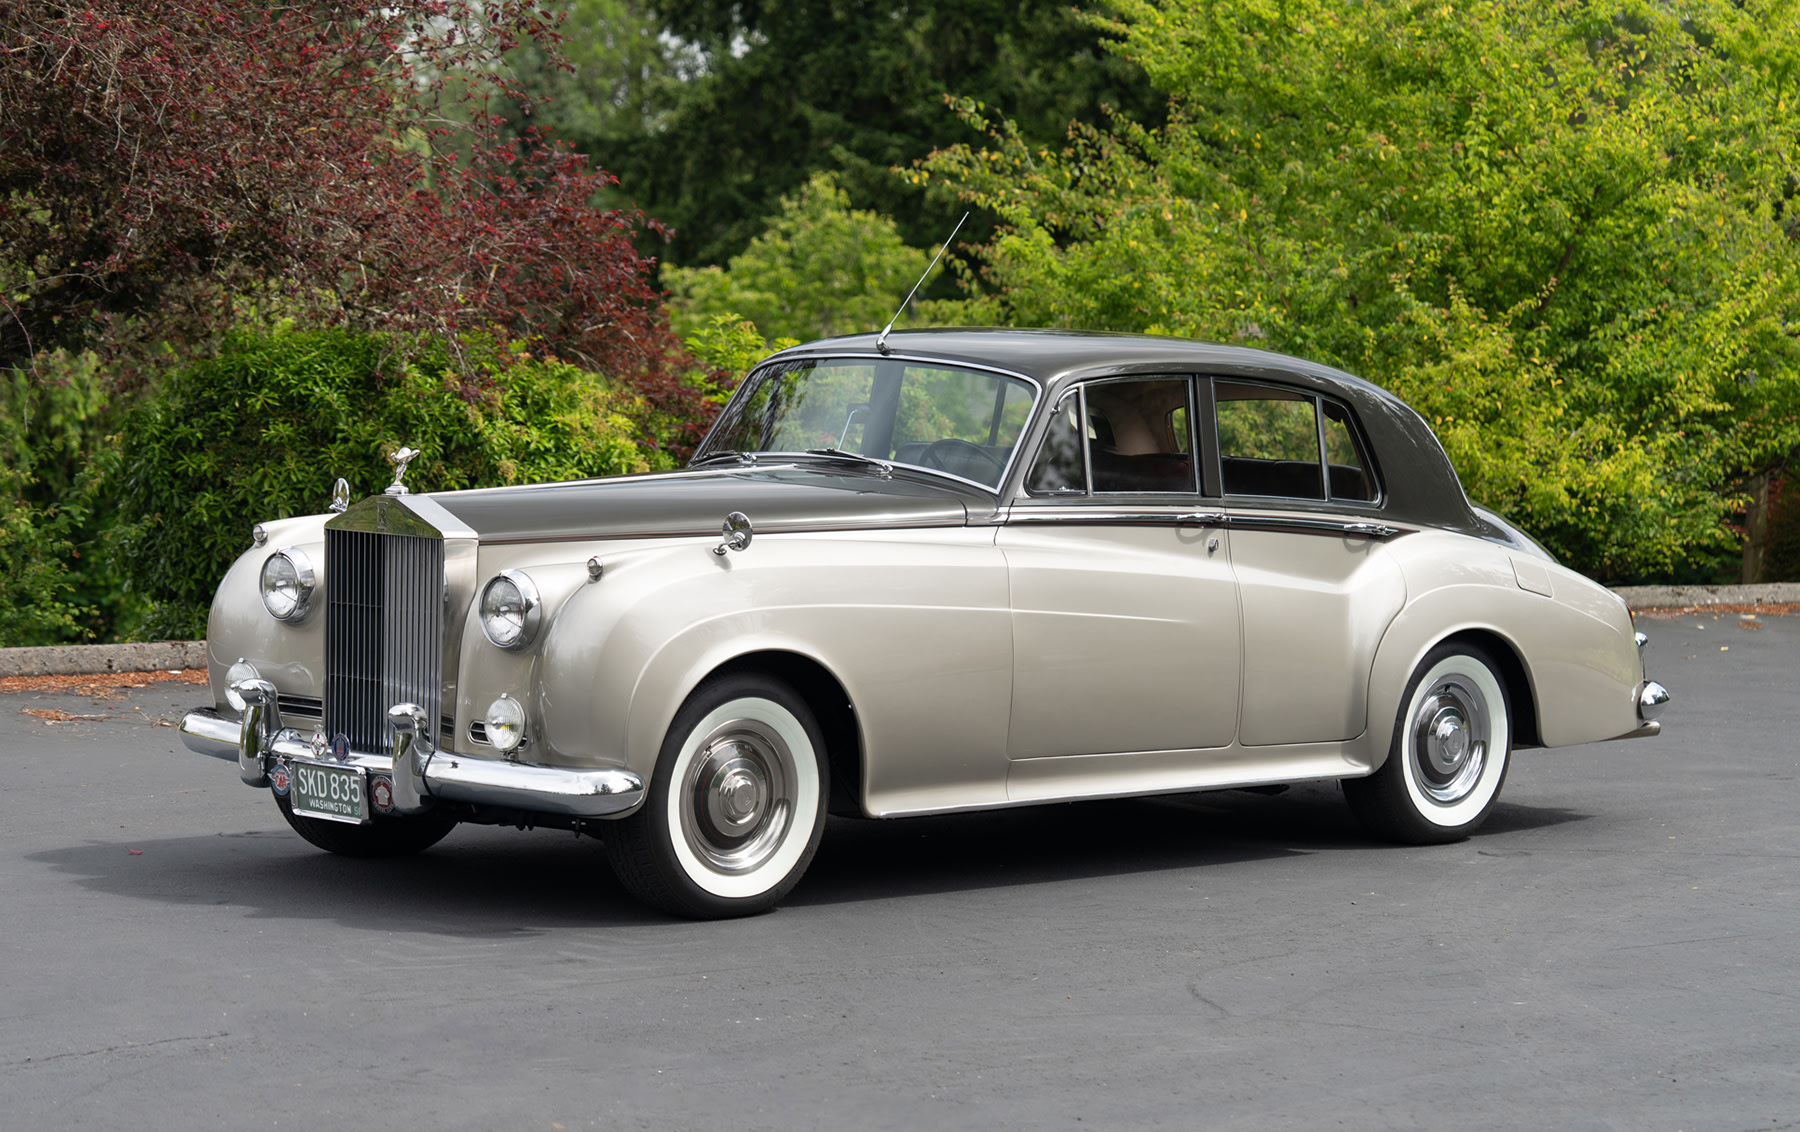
[323,495,478,756]
[325,528,444,754]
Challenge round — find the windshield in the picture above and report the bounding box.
[698,357,1037,489]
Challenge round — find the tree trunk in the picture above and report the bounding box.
[1742,470,1773,584]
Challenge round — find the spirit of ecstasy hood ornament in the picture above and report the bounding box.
[384,446,421,496]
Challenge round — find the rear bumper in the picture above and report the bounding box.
[180,701,644,819]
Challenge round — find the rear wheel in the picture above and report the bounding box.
[1345,642,1512,845]
[275,791,458,858]
[607,673,828,919]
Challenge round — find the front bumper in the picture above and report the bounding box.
[181,696,643,819]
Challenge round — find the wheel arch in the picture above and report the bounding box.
[1431,628,1541,749]
[1360,596,1550,772]
[699,650,866,819]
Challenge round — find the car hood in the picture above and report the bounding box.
[424,465,973,543]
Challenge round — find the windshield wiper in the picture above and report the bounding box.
[803,448,892,476]
[690,450,758,467]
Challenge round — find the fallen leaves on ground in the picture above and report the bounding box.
[22,708,109,723]
[0,669,207,697]
[1637,603,1799,618]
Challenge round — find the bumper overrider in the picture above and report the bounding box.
[179,679,643,819]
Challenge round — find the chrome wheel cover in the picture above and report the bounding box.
[1408,673,1491,806]
[677,718,796,876]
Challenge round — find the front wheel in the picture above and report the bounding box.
[1344,642,1512,845]
[606,674,829,919]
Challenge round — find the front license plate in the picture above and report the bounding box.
[290,760,369,825]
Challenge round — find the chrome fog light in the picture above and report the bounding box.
[479,570,541,650]
[485,695,527,752]
[259,548,316,622]
[224,659,259,711]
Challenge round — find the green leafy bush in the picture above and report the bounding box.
[0,352,136,646]
[114,328,666,638]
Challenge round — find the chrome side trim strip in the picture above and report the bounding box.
[1004,507,1402,538]
[477,517,969,546]
[1225,513,1405,539]
[1006,508,1226,527]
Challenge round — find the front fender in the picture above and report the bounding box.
[536,529,1015,810]
[205,514,331,707]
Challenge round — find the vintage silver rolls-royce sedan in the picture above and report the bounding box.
[180,329,1670,918]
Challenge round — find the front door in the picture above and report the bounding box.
[1001,376,1242,759]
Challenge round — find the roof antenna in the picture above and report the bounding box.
[876,211,968,356]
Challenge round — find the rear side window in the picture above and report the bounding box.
[1215,381,1374,502]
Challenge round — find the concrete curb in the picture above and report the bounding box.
[1610,583,1800,611]
[0,640,207,678]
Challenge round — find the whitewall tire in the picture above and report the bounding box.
[1345,642,1512,844]
[607,673,828,918]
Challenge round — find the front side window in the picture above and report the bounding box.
[1026,377,1197,496]
[701,358,1035,489]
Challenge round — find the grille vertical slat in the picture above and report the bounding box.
[326,527,443,755]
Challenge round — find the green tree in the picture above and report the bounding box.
[664,173,986,342]
[923,0,1800,579]
[543,0,1164,267]
[113,329,666,639]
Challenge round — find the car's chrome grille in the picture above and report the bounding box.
[324,528,444,755]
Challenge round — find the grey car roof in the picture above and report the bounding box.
[762,329,1483,534]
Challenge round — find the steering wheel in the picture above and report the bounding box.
[917,438,1005,482]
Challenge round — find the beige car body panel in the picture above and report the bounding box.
[205,514,330,707]
[527,526,1017,816]
[1227,522,1407,746]
[203,500,1646,822]
[998,517,1240,758]
[1359,530,1642,759]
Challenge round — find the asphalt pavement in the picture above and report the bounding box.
[1,612,1795,1131]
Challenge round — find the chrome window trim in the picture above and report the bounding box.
[694,351,1046,498]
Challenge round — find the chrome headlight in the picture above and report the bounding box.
[259,548,316,622]
[485,695,527,752]
[479,570,541,650]
[224,659,259,712]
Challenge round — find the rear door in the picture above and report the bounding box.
[1210,380,1407,746]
